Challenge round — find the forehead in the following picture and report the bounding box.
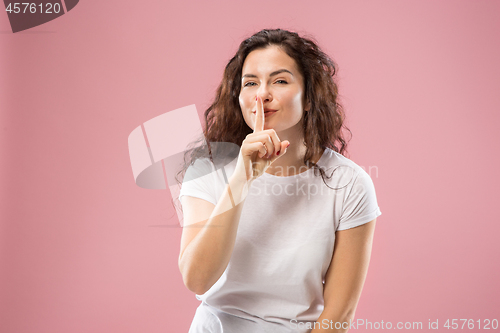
[242,45,300,75]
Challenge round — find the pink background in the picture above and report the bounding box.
[1,1,499,332]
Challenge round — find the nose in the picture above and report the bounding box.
[256,84,272,103]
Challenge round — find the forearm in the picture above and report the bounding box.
[311,309,354,333]
[179,173,251,294]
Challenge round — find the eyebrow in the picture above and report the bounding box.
[242,69,294,79]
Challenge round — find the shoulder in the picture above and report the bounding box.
[183,157,216,181]
[317,148,368,188]
[318,148,362,171]
[182,154,237,190]
[184,142,239,179]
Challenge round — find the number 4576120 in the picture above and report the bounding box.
[443,319,498,330]
[5,3,62,14]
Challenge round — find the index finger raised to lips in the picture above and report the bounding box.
[254,96,264,133]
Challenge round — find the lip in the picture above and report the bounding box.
[252,109,278,114]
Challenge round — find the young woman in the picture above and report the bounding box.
[177,29,381,333]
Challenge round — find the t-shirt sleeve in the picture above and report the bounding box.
[337,169,381,231]
[178,158,218,206]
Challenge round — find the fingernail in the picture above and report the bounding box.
[287,143,290,148]
[255,97,257,101]
[276,150,280,156]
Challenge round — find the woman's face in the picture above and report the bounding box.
[239,45,307,133]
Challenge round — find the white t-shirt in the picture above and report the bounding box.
[179,147,382,333]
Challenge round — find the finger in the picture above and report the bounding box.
[263,129,282,157]
[251,132,275,158]
[253,96,265,133]
[242,141,267,159]
[269,141,290,164]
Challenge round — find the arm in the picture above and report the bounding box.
[311,219,377,333]
[178,173,250,295]
[178,96,290,295]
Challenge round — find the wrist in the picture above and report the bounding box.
[227,173,252,205]
[229,170,253,188]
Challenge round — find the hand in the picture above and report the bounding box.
[233,96,290,183]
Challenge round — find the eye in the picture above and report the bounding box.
[243,82,257,87]
[275,79,288,84]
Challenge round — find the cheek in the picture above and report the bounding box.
[239,93,251,111]
[239,94,253,127]
[285,91,305,122]
[294,90,304,105]
[283,90,304,110]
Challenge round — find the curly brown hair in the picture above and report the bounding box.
[177,28,351,186]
